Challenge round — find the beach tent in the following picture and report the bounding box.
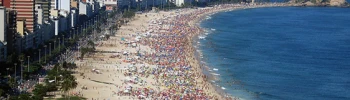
[128,65,135,68]
[134,56,140,59]
[124,90,130,93]
[123,51,128,55]
[125,77,132,81]
[132,43,137,47]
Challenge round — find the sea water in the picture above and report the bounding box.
[199,7,350,100]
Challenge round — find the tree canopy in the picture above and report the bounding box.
[122,10,136,18]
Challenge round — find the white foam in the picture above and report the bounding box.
[213,68,218,71]
[198,35,206,40]
[205,16,212,20]
[211,73,220,76]
[221,87,226,90]
[211,28,216,31]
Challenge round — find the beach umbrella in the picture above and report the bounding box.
[123,51,128,55]
[125,77,132,81]
[124,90,129,93]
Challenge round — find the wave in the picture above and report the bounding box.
[205,16,212,20]
[211,73,220,76]
[222,87,226,90]
[198,35,206,40]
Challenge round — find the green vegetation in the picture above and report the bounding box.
[0,4,110,100]
[5,62,79,100]
[79,40,96,60]
[61,74,78,99]
[122,10,136,18]
[56,96,87,100]
[80,47,94,60]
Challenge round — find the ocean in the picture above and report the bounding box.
[198,7,350,100]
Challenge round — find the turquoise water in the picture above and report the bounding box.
[199,7,350,100]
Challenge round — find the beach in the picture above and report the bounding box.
[69,3,287,100]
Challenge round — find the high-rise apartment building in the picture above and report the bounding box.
[0,6,6,43]
[104,0,117,11]
[50,0,56,9]
[71,0,78,8]
[6,9,18,54]
[10,0,36,33]
[35,0,51,21]
[35,4,43,24]
[0,6,7,61]
[51,0,70,11]
[1,0,11,8]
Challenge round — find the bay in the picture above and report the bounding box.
[199,7,350,100]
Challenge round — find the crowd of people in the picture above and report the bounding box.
[72,3,289,100]
[111,4,250,100]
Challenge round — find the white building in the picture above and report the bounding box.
[0,7,6,43]
[0,6,7,61]
[96,0,106,7]
[71,9,79,28]
[36,4,44,25]
[51,0,71,12]
[104,0,117,5]
[104,0,117,11]
[175,0,193,7]
[79,1,93,17]
[51,0,58,9]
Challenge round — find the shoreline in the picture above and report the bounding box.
[190,4,350,100]
[189,3,289,99]
[70,3,289,100]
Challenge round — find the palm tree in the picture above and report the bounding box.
[18,54,25,62]
[19,54,25,83]
[61,75,77,99]
[32,84,47,100]
[80,47,89,60]
[18,93,32,100]
[8,77,17,90]
[0,89,3,97]
[87,40,95,49]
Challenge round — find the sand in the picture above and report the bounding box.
[69,3,288,100]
